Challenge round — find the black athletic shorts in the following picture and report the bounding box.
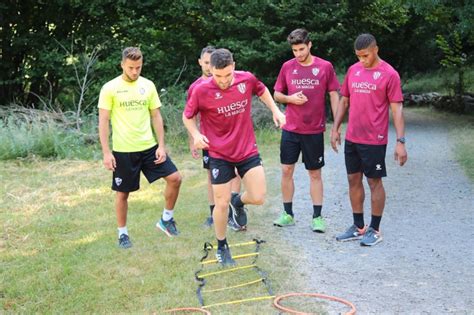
[344,140,387,178]
[202,150,210,169]
[280,130,325,170]
[209,154,262,185]
[112,145,178,192]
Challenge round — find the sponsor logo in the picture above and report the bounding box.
[377,134,384,140]
[351,82,377,91]
[117,90,128,93]
[237,83,246,94]
[292,69,298,75]
[139,87,146,95]
[373,71,381,80]
[115,177,122,186]
[291,78,320,86]
[355,71,361,76]
[212,168,219,179]
[216,99,248,116]
[312,67,320,76]
[376,164,382,171]
[215,92,223,99]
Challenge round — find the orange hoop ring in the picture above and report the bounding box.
[273,292,356,315]
[163,307,211,314]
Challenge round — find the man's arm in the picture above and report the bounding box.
[260,87,286,127]
[150,108,167,164]
[330,96,349,153]
[329,91,339,121]
[98,108,116,171]
[274,90,307,105]
[390,102,408,166]
[182,112,209,149]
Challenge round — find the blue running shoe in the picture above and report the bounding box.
[360,227,383,246]
[118,234,132,249]
[216,244,236,267]
[157,218,179,237]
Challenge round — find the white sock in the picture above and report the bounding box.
[118,226,128,237]
[162,208,174,221]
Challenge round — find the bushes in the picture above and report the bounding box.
[0,106,99,160]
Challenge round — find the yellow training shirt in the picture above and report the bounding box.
[98,76,162,152]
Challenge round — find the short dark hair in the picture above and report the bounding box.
[200,46,216,57]
[354,34,377,50]
[210,48,233,69]
[122,47,142,61]
[287,28,310,45]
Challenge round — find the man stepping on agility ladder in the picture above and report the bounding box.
[183,48,286,266]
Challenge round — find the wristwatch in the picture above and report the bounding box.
[397,137,406,144]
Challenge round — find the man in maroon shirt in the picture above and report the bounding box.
[331,33,408,246]
[186,46,243,231]
[183,48,286,266]
[273,28,340,233]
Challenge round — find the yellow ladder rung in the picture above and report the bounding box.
[202,278,263,293]
[202,252,259,265]
[197,264,256,278]
[202,295,276,308]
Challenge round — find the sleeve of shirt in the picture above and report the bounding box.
[97,84,113,110]
[149,83,162,110]
[340,68,351,97]
[250,72,266,97]
[273,64,287,94]
[184,86,200,119]
[326,63,340,92]
[387,71,404,103]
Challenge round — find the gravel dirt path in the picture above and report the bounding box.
[268,110,474,314]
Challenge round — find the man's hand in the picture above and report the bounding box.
[394,143,407,166]
[103,152,116,171]
[289,91,308,105]
[189,143,200,159]
[193,133,210,150]
[330,128,341,153]
[273,111,286,128]
[154,146,167,164]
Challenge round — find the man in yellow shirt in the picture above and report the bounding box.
[98,47,182,248]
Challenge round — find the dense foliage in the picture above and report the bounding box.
[1,0,473,111]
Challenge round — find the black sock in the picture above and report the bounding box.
[353,213,365,229]
[313,205,322,218]
[210,205,215,216]
[370,215,382,231]
[233,194,244,207]
[283,202,293,217]
[217,238,227,250]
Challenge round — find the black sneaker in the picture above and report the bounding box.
[118,234,132,249]
[227,216,246,232]
[216,244,236,267]
[230,193,247,226]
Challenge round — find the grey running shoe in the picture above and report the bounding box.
[203,216,213,228]
[230,193,247,226]
[360,227,383,246]
[118,234,132,249]
[216,245,236,267]
[336,224,366,242]
[157,218,179,237]
[228,216,246,232]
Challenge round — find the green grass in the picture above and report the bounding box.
[2,107,473,313]
[0,132,308,314]
[402,66,474,94]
